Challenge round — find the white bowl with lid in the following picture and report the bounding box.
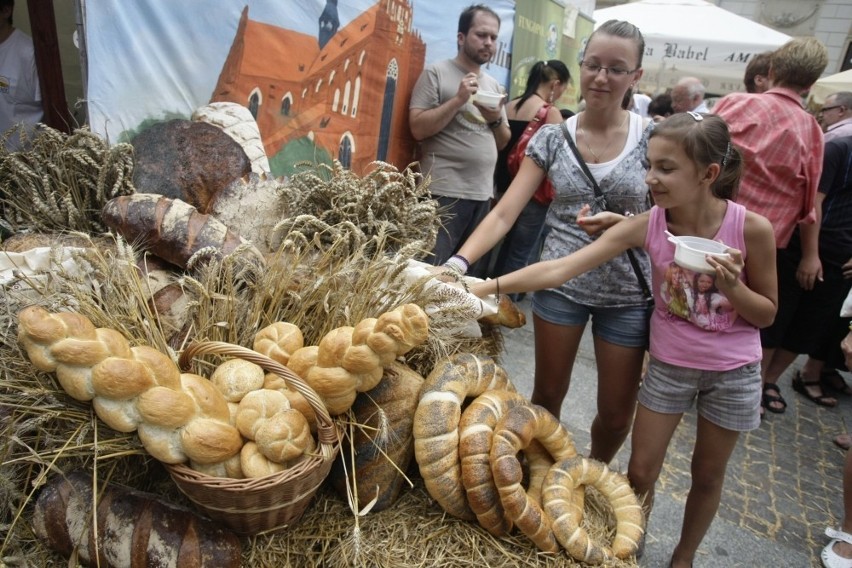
[667,233,731,274]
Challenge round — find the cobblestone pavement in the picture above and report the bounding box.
[498,297,851,567]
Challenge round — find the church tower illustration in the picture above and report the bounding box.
[210,1,426,176]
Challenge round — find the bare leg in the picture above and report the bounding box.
[830,449,852,559]
[627,404,683,522]
[590,337,645,463]
[530,314,585,419]
[670,415,740,567]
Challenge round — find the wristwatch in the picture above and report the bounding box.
[487,117,503,130]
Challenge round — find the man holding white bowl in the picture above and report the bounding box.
[409,3,509,276]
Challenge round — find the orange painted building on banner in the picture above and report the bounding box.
[211,0,426,175]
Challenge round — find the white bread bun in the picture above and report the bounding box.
[235,389,290,440]
[209,358,265,402]
[263,372,318,432]
[254,408,314,463]
[240,441,287,478]
[190,452,244,479]
[253,322,303,366]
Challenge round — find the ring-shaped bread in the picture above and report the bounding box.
[458,389,550,536]
[542,455,645,564]
[413,353,515,520]
[490,404,577,552]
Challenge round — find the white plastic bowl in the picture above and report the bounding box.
[474,91,504,109]
[668,235,731,274]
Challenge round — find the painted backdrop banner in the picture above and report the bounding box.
[84,0,514,176]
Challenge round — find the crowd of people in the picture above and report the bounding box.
[410,4,851,567]
[3,1,850,566]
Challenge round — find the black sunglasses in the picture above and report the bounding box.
[819,105,843,114]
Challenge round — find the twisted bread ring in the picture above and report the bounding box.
[542,456,645,564]
[413,353,515,521]
[490,404,577,552]
[458,390,550,536]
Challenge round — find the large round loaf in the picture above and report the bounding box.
[329,361,424,512]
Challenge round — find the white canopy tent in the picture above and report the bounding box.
[593,0,791,95]
[809,69,852,106]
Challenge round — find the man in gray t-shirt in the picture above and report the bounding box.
[409,4,509,271]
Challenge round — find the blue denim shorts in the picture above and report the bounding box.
[531,289,650,348]
[638,356,762,432]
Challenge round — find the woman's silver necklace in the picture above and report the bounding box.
[577,112,628,163]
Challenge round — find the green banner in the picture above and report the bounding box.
[510,0,567,100]
[560,10,595,112]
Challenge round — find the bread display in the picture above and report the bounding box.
[490,404,578,553]
[458,389,549,536]
[286,304,429,415]
[17,306,243,465]
[329,361,424,511]
[542,456,645,564]
[413,353,515,521]
[32,471,242,568]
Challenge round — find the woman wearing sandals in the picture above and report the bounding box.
[437,19,653,465]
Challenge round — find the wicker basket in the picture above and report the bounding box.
[166,341,340,535]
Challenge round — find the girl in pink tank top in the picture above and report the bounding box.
[470,112,778,567]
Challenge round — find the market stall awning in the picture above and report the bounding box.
[593,0,791,95]
[809,69,852,106]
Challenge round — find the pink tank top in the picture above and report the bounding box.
[645,202,761,371]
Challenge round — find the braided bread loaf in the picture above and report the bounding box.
[458,390,550,536]
[542,456,645,564]
[413,353,515,521]
[17,306,243,466]
[490,404,577,553]
[285,304,429,415]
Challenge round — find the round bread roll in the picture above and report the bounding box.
[542,456,645,563]
[253,321,304,366]
[254,408,315,463]
[413,353,515,521]
[490,404,577,553]
[263,372,318,432]
[240,441,287,478]
[235,388,290,440]
[191,453,244,479]
[210,358,265,402]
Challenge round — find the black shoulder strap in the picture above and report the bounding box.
[559,121,653,302]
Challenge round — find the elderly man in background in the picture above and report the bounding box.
[670,76,708,113]
[820,91,852,142]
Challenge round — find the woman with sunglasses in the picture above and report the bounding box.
[437,20,653,465]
